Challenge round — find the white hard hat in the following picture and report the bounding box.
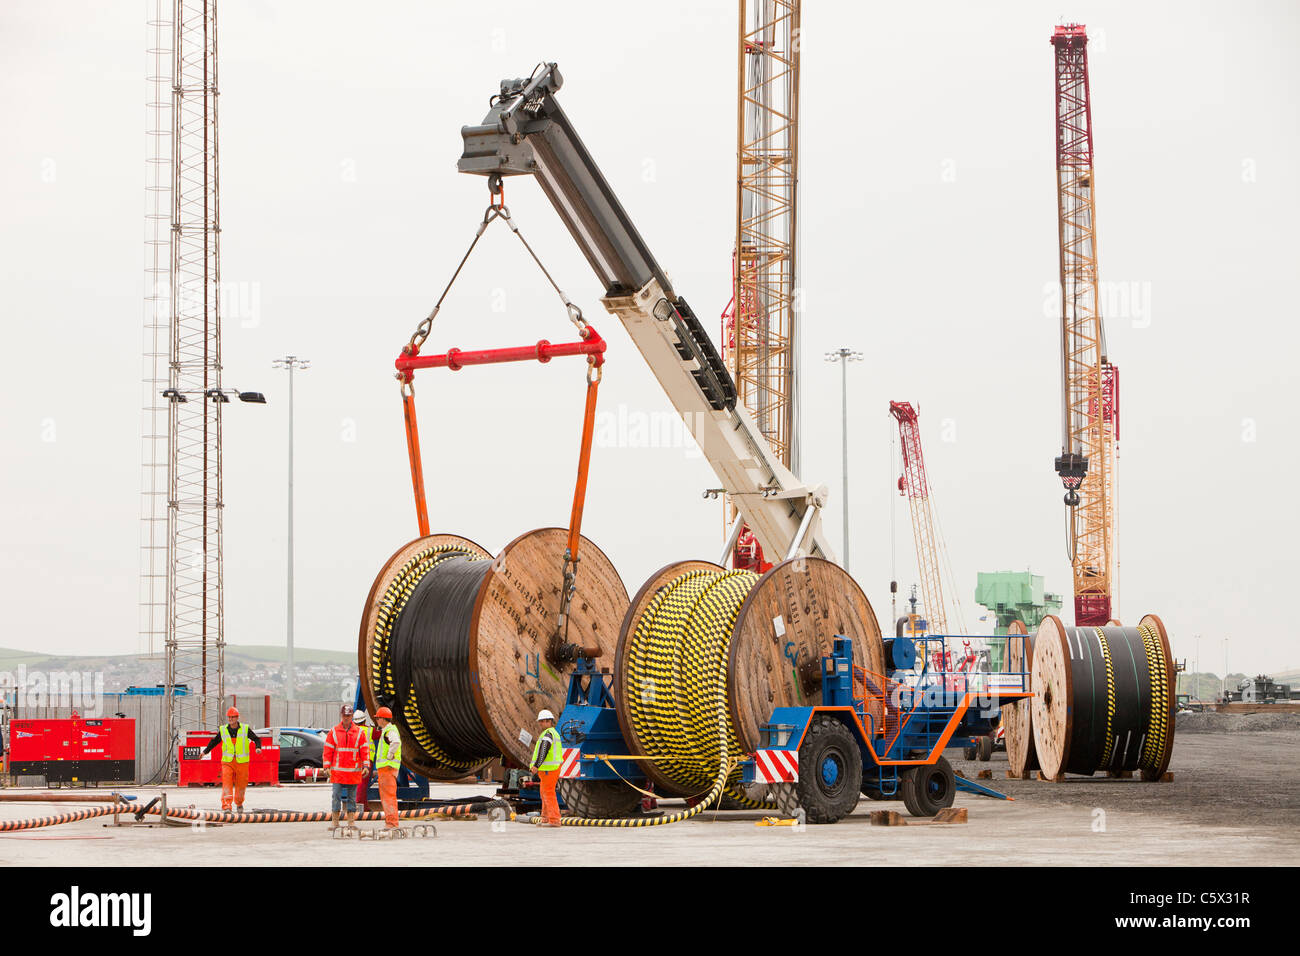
[537,709,555,721]
[353,710,368,724]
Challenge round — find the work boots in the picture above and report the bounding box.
[346,811,358,830]
[328,811,339,832]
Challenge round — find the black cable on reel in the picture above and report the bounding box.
[1037,622,1171,777]
[389,556,496,763]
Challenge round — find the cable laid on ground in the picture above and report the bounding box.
[139,799,510,825]
[0,805,120,832]
[0,799,514,831]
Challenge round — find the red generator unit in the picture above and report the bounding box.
[178,729,279,787]
[7,717,136,784]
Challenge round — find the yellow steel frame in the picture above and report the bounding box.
[731,0,800,470]
[1054,29,1114,615]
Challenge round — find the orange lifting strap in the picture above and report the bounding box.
[401,387,431,537]
[566,372,601,562]
[397,335,606,560]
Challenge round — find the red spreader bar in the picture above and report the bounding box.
[395,330,605,378]
[395,327,606,557]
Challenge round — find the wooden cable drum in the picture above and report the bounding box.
[1030,614,1176,781]
[1002,619,1038,778]
[614,556,885,799]
[358,528,628,780]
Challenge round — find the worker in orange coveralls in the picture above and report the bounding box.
[529,709,563,827]
[322,704,370,831]
[370,707,402,829]
[200,707,263,812]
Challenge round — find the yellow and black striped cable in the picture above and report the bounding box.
[1095,627,1116,768]
[1138,622,1168,770]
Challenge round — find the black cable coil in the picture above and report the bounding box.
[386,556,496,763]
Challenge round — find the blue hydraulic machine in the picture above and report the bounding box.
[739,633,1032,822]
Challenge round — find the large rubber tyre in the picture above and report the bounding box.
[794,715,863,824]
[556,778,641,820]
[962,744,977,761]
[901,757,956,817]
[976,736,993,762]
[769,782,801,817]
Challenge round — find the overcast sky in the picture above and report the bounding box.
[1,1,1296,677]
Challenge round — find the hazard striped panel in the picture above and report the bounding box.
[752,749,799,783]
[559,748,582,779]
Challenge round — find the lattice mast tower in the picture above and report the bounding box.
[164,0,225,753]
[140,1,172,661]
[723,0,801,568]
[1050,24,1118,627]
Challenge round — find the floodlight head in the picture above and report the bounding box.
[206,389,231,403]
[237,391,267,404]
[162,388,188,403]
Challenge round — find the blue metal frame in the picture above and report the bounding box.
[555,657,647,788]
[741,634,1031,805]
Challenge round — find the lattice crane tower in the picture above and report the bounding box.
[722,0,802,569]
[1050,24,1119,627]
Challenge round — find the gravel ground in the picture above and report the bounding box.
[1175,711,1300,733]
[953,717,1300,833]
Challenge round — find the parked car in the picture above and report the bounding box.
[255,727,327,781]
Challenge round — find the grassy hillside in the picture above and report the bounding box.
[225,645,355,666]
[0,645,353,667]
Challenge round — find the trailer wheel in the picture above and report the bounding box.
[901,757,956,817]
[976,736,993,762]
[794,715,863,824]
[962,744,977,761]
[556,778,641,820]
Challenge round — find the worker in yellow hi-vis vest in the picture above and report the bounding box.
[529,709,563,827]
[370,707,402,829]
[200,707,263,812]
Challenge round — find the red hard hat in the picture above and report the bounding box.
[226,707,239,718]
[375,706,393,720]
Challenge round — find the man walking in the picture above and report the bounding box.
[371,707,402,829]
[529,709,563,827]
[322,704,369,831]
[200,707,263,812]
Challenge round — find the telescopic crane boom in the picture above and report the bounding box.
[458,63,834,564]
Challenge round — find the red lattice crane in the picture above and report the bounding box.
[889,401,953,636]
[1050,24,1119,626]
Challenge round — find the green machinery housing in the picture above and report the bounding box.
[974,572,1063,669]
